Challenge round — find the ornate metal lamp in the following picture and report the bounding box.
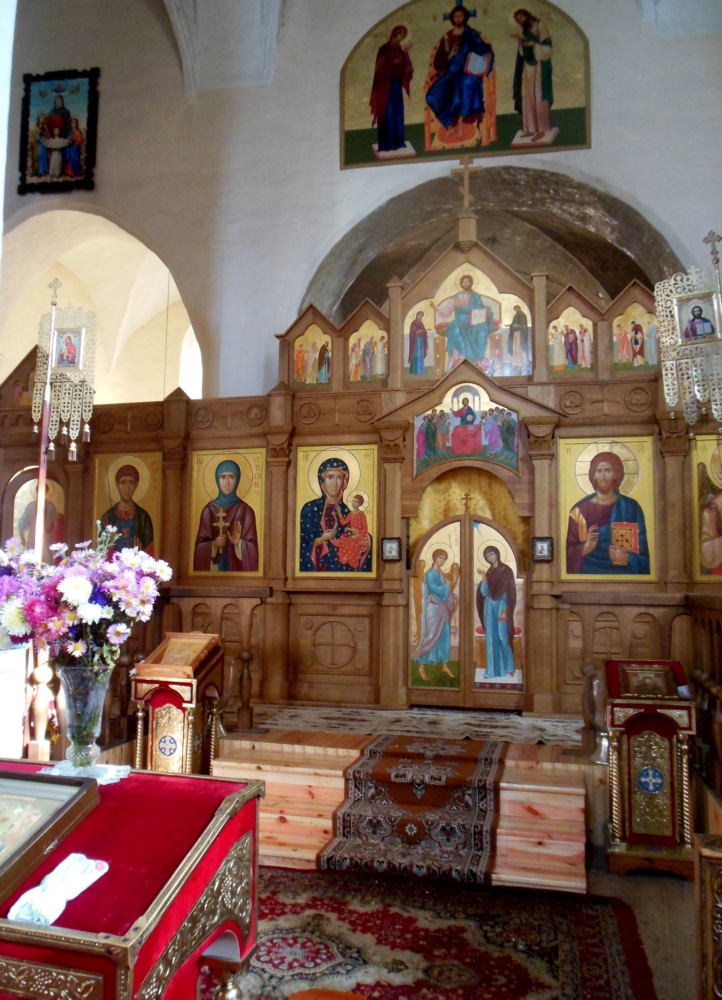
[656,231,722,425]
[31,278,96,550]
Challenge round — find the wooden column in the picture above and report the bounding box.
[161,440,187,575]
[657,412,689,587]
[531,270,548,383]
[161,389,189,576]
[263,416,293,703]
[596,319,612,380]
[387,276,404,391]
[379,425,408,709]
[526,418,559,714]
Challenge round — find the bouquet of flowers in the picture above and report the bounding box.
[0,524,172,673]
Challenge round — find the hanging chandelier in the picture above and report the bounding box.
[656,231,722,425]
[31,278,96,461]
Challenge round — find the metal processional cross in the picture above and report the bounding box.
[33,279,63,555]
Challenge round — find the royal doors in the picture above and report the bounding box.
[408,515,524,708]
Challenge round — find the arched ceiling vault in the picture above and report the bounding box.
[301,167,683,327]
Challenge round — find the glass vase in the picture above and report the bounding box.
[57,655,113,769]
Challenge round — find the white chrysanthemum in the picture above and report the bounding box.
[0,599,30,638]
[118,549,142,569]
[49,542,68,555]
[76,602,105,625]
[4,538,22,557]
[107,623,131,646]
[130,597,153,622]
[66,639,88,658]
[153,559,173,582]
[57,575,93,607]
[138,576,158,598]
[74,540,92,550]
[18,550,40,566]
[0,551,8,568]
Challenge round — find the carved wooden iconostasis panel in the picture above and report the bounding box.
[0,204,700,719]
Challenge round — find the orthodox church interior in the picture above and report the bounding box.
[0,0,720,997]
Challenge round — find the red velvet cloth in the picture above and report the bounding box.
[0,763,257,999]
[605,659,688,698]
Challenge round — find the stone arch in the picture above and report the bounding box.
[301,167,683,327]
[0,209,203,402]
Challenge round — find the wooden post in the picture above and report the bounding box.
[379,425,409,709]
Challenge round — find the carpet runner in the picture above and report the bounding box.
[319,734,505,883]
[200,867,658,999]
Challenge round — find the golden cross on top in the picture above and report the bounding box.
[461,491,474,513]
[450,155,480,209]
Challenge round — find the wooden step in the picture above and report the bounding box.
[492,868,587,893]
[259,812,335,844]
[213,749,352,776]
[495,839,585,864]
[259,833,321,870]
[499,765,587,794]
[214,736,590,893]
[263,794,341,819]
[495,815,585,842]
[220,734,362,761]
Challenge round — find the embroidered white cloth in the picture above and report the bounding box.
[40,761,131,785]
[8,853,108,925]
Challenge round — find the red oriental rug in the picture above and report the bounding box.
[199,868,657,999]
[319,735,506,883]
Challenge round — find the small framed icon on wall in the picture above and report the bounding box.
[381,537,402,562]
[532,536,553,562]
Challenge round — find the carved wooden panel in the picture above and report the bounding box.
[592,612,622,667]
[192,602,213,633]
[294,612,372,677]
[629,612,662,660]
[564,612,584,685]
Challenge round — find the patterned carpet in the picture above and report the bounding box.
[320,736,505,882]
[250,705,583,746]
[200,868,657,999]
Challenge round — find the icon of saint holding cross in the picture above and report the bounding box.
[193,459,259,572]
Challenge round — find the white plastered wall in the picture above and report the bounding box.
[3,0,721,399]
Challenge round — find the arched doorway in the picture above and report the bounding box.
[409,508,525,709]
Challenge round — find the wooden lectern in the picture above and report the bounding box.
[605,659,695,878]
[131,632,225,774]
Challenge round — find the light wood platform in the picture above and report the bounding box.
[213,729,589,892]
